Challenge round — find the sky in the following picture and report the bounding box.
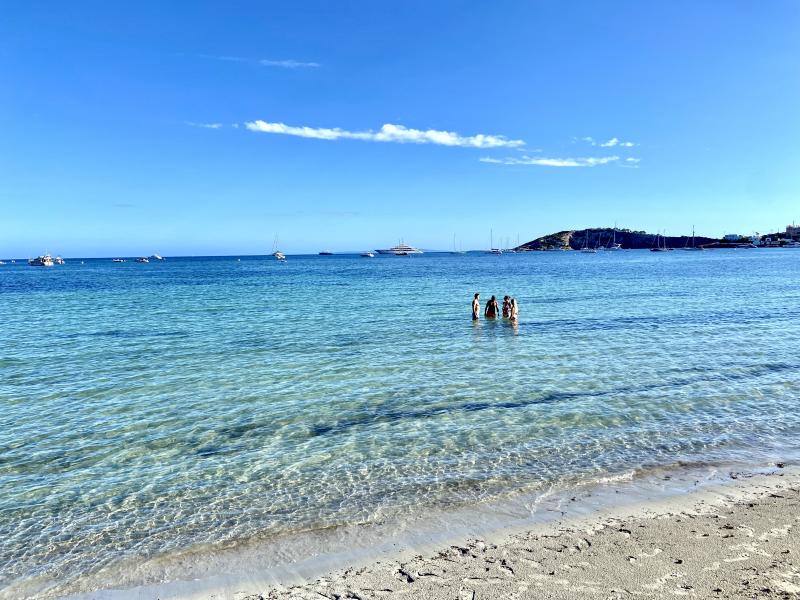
[1,1,799,256]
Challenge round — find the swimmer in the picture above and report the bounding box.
[485,295,499,319]
[472,293,480,320]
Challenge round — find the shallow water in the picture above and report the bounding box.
[2,250,799,598]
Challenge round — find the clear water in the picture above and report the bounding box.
[2,250,799,598]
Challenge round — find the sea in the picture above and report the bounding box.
[2,249,800,598]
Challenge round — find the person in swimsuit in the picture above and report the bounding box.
[502,295,511,318]
[510,297,518,321]
[485,295,499,319]
[472,293,480,320]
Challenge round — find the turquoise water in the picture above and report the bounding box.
[2,250,800,598]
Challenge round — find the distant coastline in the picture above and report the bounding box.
[514,227,791,251]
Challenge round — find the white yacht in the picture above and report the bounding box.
[361,252,375,258]
[112,258,126,263]
[150,254,165,261]
[376,242,423,255]
[54,256,65,265]
[29,254,54,267]
[136,257,149,263]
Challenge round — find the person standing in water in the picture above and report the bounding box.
[485,295,500,319]
[502,295,511,318]
[509,297,519,321]
[472,293,481,320]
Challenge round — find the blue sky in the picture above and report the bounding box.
[2,1,799,256]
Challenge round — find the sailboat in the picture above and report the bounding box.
[607,227,623,251]
[489,229,502,254]
[580,229,597,253]
[650,231,672,252]
[681,226,704,251]
[272,234,286,261]
[450,234,466,255]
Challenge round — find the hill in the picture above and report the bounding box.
[515,228,718,251]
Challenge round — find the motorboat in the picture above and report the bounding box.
[150,254,165,260]
[375,242,423,255]
[112,258,126,263]
[361,252,375,258]
[318,251,333,256]
[136,257,149,263]
[54,256,65,265]
[28,254,54,267]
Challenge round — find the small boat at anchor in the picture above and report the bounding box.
[28,254,54,267]
[136,257,149,263]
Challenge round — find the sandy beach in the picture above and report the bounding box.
[228,468,800,600]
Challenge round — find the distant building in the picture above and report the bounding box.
[786,225,800,240]
[723,234,741,241]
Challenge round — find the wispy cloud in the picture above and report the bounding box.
[244,120,525,148]
[620,157,642,168]
[259,59,320,68]
[186,121,223,129]
[582,136,635,148]
[201,54,320,68]
[480,155,620,167]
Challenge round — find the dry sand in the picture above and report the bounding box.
[233,469,800,600]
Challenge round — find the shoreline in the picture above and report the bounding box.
[54,462,800,600]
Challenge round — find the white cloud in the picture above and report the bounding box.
[480,155,620,167]
[186,122,223,129]
[201,55,320,68]
[244,120,525,148]
[625,157,641,163]
[258,59,320,68]
[583,136,635,148]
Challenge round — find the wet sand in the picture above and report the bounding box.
[235,468,800,600]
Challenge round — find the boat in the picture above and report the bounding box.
[650,231,672,252]
[136,257,149,263]
[0,260,6,265]
[450,234,466,255]
[375,241,423,255]
[606,227,623,251]
[112,258,126,263]
[318,251,333,256]
[28,254,54,267]
[488,229,502,254]
[54,256,65,265]
[150,254,165,261]
[579,230,596,253]
[272,234,286,261]
[361,252,375,258]
[681,226,704,251]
